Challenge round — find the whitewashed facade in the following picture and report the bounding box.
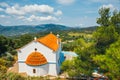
[17,33,62,76]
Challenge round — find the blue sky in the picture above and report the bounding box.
[0,0,120,27]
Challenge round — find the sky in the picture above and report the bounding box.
[0,0,120,27]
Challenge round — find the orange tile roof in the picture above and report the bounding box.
[25,51,47,66]
[37,33,60,51]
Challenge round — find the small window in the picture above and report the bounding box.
[33,69,36,73]
[64,56,66,59]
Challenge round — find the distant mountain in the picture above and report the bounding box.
[0,24,72,36]
[0,24,97,36]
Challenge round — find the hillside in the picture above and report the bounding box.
[0,24,97,36]
[0,24,72,36]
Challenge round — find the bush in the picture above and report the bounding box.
[10,50,17,55]
[5,73,26,80]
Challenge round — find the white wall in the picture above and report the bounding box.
[48,63,57,76]
[26,64,49,76]
[18,62,49,76]
[18,63,26,73]
[18,40,62,76]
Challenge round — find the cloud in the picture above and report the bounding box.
[26,15,57,22]
[5,4,55,15]
[100,4,115,10]
[22,4,54,14]
[54,10,62,16]
[0,15,6,18]
[0,8,4,11]
[0,2,9,8]
[17,16,26,19]
[5,4,25,15]
[57,0,75,5]
[0,3,62,23]
[78,23,83,26]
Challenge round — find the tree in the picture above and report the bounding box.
[97,8,110,27]
[14,34,33,48]
[111,10,120,34]
[93,25,118,53]
[0,36,8,55]
[94,7,120,54]
[61,58,83,77]
[93,39,120,80]
[91,7,120,80]
[97,7,120,34]
[111,10,120,26]
[74,46,97,76]
[0,58,7,73]
[61,37,96,77]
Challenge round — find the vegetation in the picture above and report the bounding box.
[61,7,120,80]
[0,72,58,80]
[93,39,120,79]
[92,8,120,79]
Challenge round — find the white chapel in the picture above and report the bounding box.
[17,33,64,76]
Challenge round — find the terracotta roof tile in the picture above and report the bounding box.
[25,51,47,66]
[37,33,59,51]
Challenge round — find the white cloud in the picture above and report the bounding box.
[6,5,25,15]
[0,2,9,8]
[57,0,75,5]
[79,23,83,26]
[55,10,62,16]
[75,23,84,27]
[0,15,6,18]
[100,4,115,10]
[0,8,4,11]
[26,15,57,22]
[5,4,55,15]
[17,16,26,19]
[0,3,62,23]
[22,4,54,14]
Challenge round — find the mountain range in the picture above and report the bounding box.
[0,24,97,36]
